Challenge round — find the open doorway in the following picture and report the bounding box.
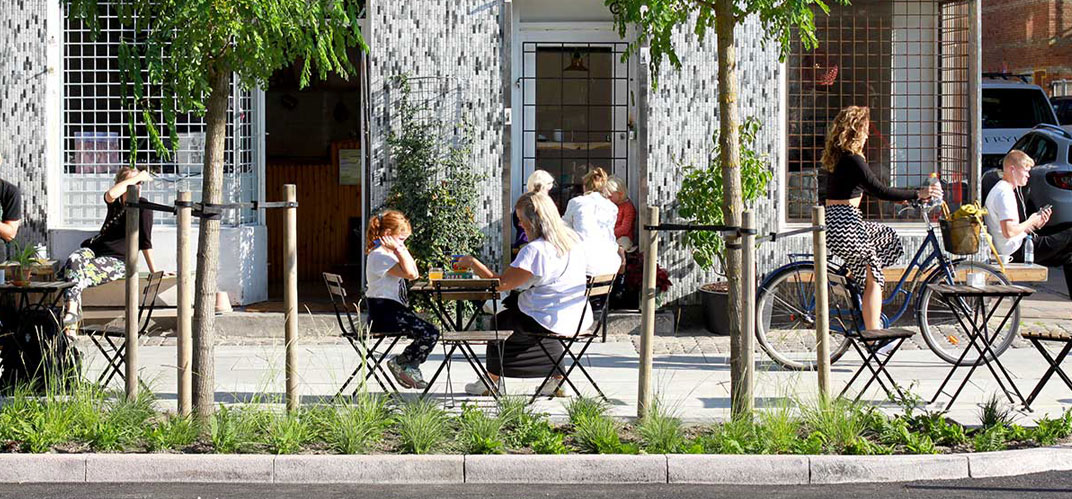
[261,48,368,306]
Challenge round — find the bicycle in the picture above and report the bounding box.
[755,201,1019,370]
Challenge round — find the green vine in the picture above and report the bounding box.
[677,117,773,272]
[381,75,486,274]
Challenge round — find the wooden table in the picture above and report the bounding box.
[927,284,1034,410]
[409,279,507,400]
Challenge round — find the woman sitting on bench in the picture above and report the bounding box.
[62,167,157,333]
[459,192,592,397]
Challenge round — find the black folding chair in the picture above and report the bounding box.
[1021,329,1072,410]
[322,272,403,397]
[82,271,164,387]
[530,273,617,403]
[829,273,915,403]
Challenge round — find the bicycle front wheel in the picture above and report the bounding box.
[756,264,852,371]
[916,261,1020,365]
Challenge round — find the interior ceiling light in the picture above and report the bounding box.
[564,51,589,72]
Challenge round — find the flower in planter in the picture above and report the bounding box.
[613,251,672,309]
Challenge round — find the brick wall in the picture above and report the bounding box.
[982,0,1072,93]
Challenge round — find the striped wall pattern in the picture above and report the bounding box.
[367,0,506,264]
[0,0,49,245]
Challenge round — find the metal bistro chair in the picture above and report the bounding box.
[829,272,916,403]
[322,272,404,397]
[82,271,164,387]
[530,273,617,404]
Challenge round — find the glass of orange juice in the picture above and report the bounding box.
[428,267,444,280]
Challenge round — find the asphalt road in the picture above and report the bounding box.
[2,472,1071,499]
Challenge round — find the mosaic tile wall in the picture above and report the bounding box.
[367,0,505,263]
[0,1,49,245]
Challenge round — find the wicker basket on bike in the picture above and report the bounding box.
[938,202,984,255]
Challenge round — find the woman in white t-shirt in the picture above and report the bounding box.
[365,210,440,390]
[562,167,621,276]
[459,192,592,397]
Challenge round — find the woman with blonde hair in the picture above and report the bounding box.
[822,106,941,331]
[62,167,157,331]
[513,169,555,249]
[563,167,621,275]
[459,192,591,397]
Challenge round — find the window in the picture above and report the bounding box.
[520,43,631,212]
[982,88,1059,129]
[786,0,972,222]
[1015,134,1058,166]
[63,3,257,228]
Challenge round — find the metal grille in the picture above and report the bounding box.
[786,0,972,222]
[520,42,631,211]
[62,3,257,228]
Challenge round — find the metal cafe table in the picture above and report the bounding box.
[408,278,508,400]
[927,283,1033,411]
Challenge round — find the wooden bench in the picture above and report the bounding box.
[880,263,1047,283]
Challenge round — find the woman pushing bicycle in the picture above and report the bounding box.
[821,106,942,332]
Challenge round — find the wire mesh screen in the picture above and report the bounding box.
[63,3,257,228]
[786,0,972,222]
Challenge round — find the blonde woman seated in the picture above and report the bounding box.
[459,192,592,397]
[513,170,555,249]
[563,167,621,276]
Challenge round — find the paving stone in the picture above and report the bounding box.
[968,447,1072,478]
[0,454,86,482]
[465,455,667,483]
[810,454,969,483]
[275,455,463,483]
[85,454,274,483]
[668,455,809,484]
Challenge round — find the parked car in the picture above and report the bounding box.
[982,76,1061,172]
[1009,124,1072,229]
[1052,96,1072,126]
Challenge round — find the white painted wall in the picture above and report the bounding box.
[48,225,268,305]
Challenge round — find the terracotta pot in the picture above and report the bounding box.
[12,265,32,286]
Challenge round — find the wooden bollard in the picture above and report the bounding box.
[812,206,831,400]
[732,210,756,418]
[176,191,193,416]
[637,206,659,419]
[283,184,299,411]
[124,184,140,400]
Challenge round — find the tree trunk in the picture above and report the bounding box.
[714,0,749,420]
[192,64,230,425]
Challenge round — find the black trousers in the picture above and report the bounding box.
[1011,226,1072,299]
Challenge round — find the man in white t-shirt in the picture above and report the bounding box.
[984,150,1072,297]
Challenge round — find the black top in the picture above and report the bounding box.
[83,196,153,259]
[0,179,22,222]
[822,153,918,202]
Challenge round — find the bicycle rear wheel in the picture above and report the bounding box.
[756,264,852,370]
[916,261,1020,365]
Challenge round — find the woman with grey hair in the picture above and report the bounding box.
[606,175,637,252]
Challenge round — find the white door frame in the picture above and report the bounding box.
[510,22,640,207]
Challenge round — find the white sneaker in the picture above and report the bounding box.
[876,340,898,357]
[537,380,566,398]
[464,379,502,396]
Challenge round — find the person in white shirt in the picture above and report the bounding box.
[984,150,1072,297]
[459,192,592,398]
[562,167,622,276]
[365,210,440,390]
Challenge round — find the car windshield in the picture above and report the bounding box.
[983,88,1058,128]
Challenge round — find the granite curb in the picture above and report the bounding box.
[0,446,1068,484]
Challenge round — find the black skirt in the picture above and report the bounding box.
[485,295,564,378]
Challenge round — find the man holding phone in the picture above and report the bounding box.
[985,150,1072,298]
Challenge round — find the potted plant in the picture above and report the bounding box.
[9,242,40,287]
[678,117,773,334]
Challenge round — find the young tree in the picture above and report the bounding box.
[607,0,844,418]
[65,0,367,423]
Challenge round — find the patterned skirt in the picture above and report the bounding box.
[826,204,904,287]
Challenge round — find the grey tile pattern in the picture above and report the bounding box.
[0,1,49,244]
[367,0,505,263]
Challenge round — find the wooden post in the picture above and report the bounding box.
[176,191,193,416]
[283,184,299,412]
[812,205,831,400]
[637,206,659,419]
[124,184,140,400]
[732,210,756,418]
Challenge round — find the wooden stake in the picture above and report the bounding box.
[176,191,193,416]
[283,184,299,412]
[638,206,659,419]
[124,184,140,401]
[732,210,756,417]
[813,206,831,400]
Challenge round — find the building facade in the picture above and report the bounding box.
[982,0,1072,95]
[0,0,983,305]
